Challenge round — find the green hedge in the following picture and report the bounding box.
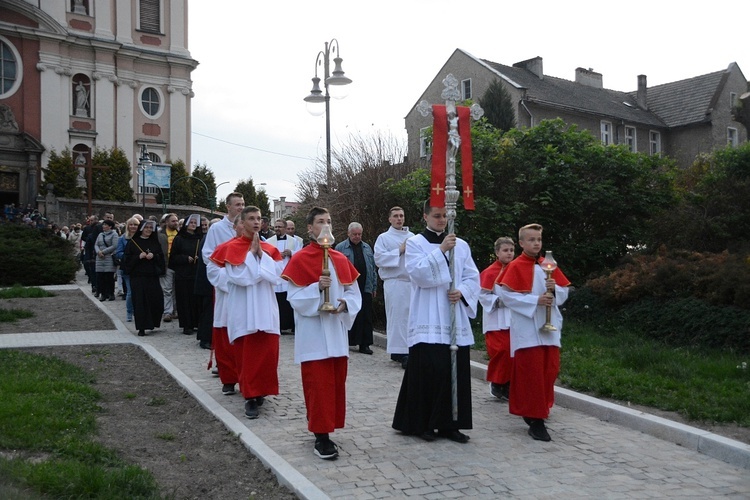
[566,287,750,354]
[0,224,78,286]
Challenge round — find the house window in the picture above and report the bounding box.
[461,79,472,100]
[138,0,161,34]
[600,121,612,146]
[649,131,661,156]
[728,127,738,147]
[419,127,431,158]
[730,92,737,108]
[624,126,636,152]
[140,87,161,117]
[0,38,21,98]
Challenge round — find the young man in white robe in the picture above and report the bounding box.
[392,202,480,444]
[282,207,362,460]
[211,206,283,420]
[203,193,245,387]
[373,206,415,369]
[206,216,242,396]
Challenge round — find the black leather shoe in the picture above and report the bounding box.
[359,347,373,355]
[437,430,470,443]
[527,419,551,442]
[417,430,437,442]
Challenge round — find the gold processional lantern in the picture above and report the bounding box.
[539,251,558,333]
[317,223,337,312]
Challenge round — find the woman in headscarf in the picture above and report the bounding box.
[169,213,203,336]
[123,220,165,336]
[116,217,140,322]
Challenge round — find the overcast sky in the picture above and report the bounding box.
[188,0,749,203]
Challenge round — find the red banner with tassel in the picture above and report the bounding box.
[458,106,474,210]
[430,105,447,208]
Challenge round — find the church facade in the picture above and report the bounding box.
[0,0,197,208]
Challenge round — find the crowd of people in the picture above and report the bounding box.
[41,192,570,460]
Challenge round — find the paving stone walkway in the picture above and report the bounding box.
[1,276,749,499]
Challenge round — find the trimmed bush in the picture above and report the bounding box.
[567,249,750,353]
[0,224,78,286]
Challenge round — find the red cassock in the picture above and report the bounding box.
[282,242,359,433]
[499,253,570,419]
[211,235,283,400]
[479,260,511,385]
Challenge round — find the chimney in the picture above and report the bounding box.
[575,67,603,88]
[513,56,543,79]
[637,75,648,109]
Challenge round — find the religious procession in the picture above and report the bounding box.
[178,75,573,462]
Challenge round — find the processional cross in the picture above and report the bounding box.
[417,74,483,420]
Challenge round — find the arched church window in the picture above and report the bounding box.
[0,37,21,98]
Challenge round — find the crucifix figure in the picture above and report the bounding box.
[417,74,483,420]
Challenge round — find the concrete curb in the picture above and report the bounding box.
[60,284,331,500]
[139,343,329,500]
[373,331,750,470]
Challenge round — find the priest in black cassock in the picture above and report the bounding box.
[392,202,480,443]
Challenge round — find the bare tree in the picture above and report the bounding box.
[295,131,415,244]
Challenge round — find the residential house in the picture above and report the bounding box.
[405,49,747,169]
[0,0,197,209]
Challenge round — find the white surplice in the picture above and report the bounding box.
[286,261,362,364]
[374,226,415,355]
[405,234,480,347]
[225,249,282,343]
[202,216,235,262]
[499,266,569,356]
[479,283,512,333]
[206,258,230,328]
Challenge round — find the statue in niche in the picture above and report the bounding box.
[74,151,87,187]
[75,81,89,117]
[72,0,88,15]
[0,104,19,132]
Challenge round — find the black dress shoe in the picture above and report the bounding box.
[527,419,551,442]
[417,430,437,442]
[199,341,211,350]
[359,347,373,355]
[437,430,470,443]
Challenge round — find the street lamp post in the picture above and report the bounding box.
[138,145,153,212]
[303,38,352,191]
[214,181,230,214]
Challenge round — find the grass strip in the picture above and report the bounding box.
[0,285,55,300]
[559,320,750,426]
[0,350,159,498]
[0,309,34,323]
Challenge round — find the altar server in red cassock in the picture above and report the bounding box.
[499,224,570,442]
[282,207,362,461]
[211,206,283,420]
[478,236,515,401]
